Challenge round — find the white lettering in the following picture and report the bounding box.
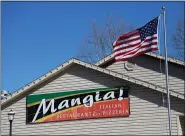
[58,100,69,110]
[71,98,81,106]
[103,91,115,100]
[83,95,93,107]
[32,99,57,122]
[95,91,102,101]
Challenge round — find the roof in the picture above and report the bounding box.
[1,58,184,109]
[95,52,185,67]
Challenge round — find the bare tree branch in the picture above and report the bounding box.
[76,14,133,63]
[172,20,185,61]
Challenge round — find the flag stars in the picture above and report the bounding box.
[137,17,158,41]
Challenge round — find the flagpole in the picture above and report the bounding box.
[162,6,172,136]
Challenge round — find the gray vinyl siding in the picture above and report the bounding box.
[1,64,184,135]
[105,55,185,95]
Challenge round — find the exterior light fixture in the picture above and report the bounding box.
[8,109,15,136]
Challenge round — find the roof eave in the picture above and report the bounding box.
[1,57,184,110]
[95,53,185,67]
[1,58,75,108]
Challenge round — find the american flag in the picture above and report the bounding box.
[113,17,159,61]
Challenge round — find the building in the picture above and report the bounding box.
[1,52,184,135]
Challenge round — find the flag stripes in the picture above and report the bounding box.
[113,17,159,61]
[115,48,158,62]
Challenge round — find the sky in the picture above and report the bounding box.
[1,1,184,93]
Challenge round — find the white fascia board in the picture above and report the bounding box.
[95,53,185,67]
[1,59,75,105]
[1,58,184,108]
[73,59,184,100]
[145,52,185,66]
